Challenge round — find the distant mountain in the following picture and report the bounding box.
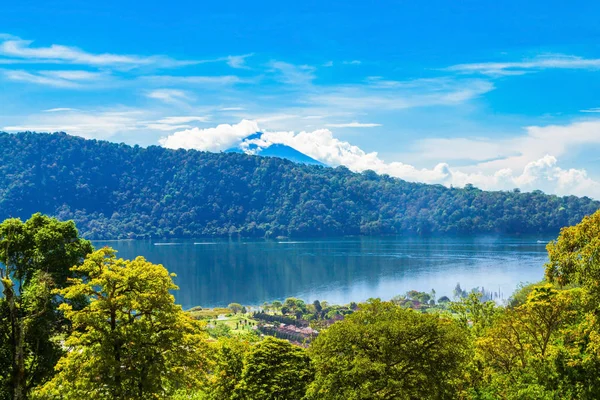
[226,133,325,166]
[0,131,598,240]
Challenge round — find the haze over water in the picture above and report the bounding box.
[94,236,551,309]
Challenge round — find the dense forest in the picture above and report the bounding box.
[0,131,598,239]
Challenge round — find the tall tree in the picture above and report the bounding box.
[35,248,209,400]
[306,299,470,400]
[0,213,92,400]
[207,337,250,400]
[546,209,600,302]
[234,337,313,400]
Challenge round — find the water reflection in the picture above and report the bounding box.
[93,236,550,309]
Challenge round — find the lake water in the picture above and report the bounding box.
[93,236,552,309]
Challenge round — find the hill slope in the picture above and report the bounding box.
[0,132,597,239]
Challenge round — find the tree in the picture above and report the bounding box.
[473,285,581,398]
[0,213,93,400]
[35,248,209,399]
[271,300,282,312]
[306,299,470,399]
[228,303,243,315]
[234,337,313,400]
[207,338,250,400]
[546,209,600,301]
[313,300,322,313]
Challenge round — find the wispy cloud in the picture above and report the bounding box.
[226,54,253,69]
[343,60,361,65]
[3,109,146,139]
[325,122,381,128]
[308,78,494,110]
[43,107,78,112]
[143,115,211,131]
[3,69,108,88]
[269,61,316,85]
[581,107,600,113]
[145,89,193,105]
[0,35,255,72]
[142,74,248,86]
[447,54,600,76]
[0,37,198,69]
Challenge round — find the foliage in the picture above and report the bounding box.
[0,132,597,239]
[470,284,586,399]
[546,209,600,302]
[306,299,471,399]
[253,312,307,327]
[34,248,210,400]
[233,337,313,400]
[0,213,92,400]
[206,337,250,400]
[228,303,243,314]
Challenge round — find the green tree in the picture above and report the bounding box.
[546,209,600,302]
[234,337,313,400]
[35,248,209,400]
[228,303,243,314]
[0,213,93,400]
[271,300,282,312]
[306,299,470,399]
[473,285,581,398]
[207,338,250,400]
[313,300,322,313]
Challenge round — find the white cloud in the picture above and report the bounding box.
[269,61,316,85]
[413,120,600,172]
[343,60,361,65]
[227,54,253,69]
[581,107,600,113]
[0,35,255,72]
[447,54,600,76]
[142,75,246,85]
[220,107,246,111]
[141,115,211,131]
[156,116,210,124]
[308,78,494,110]
[256,127,600,198]
[159,119,259,151]
[146,89,192,104]
[163,119,600,199]
[43,107,78,113]
[0,37,203,69]
[3,109,145,139]
[325,122,382,128]
[3,69,107,88]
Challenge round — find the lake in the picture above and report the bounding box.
[93,236,552,309]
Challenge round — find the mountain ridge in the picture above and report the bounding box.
[0,131,597,239]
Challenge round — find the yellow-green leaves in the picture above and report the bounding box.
[546,210,600,295]
[36,248,209,400]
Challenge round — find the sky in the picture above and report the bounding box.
[2,0,600,198]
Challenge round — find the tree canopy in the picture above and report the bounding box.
[307,299,471,399]
[36,248,209,400]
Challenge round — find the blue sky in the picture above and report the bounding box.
[2,0,600,197]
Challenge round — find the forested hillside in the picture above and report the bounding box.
[0,131,598,239]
